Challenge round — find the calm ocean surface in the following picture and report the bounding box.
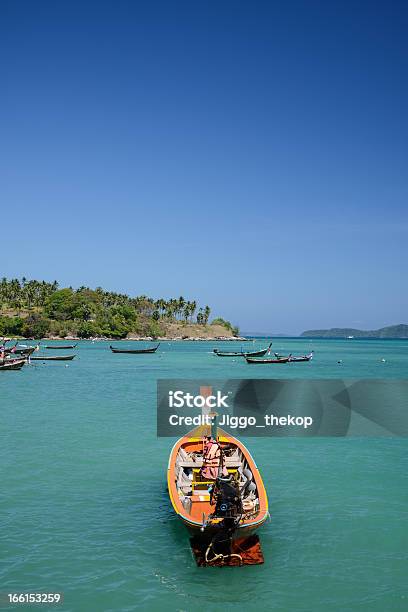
[1,338,407,612]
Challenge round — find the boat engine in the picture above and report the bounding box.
[201,476,244,565]
[211,475,243,520]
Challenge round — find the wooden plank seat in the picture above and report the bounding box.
[177,458,242,468]
[192,466,239,492]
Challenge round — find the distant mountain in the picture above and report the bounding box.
[300,324,408,338]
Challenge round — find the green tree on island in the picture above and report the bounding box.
[0,277,236,339]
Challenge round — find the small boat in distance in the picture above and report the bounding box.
[109,343,160,354]
[274,351,314,362]
[0,359,26,371]
[288,352,313,362]
[3,344,37,357]
[245,356,289,364]
[44,343,77,350]
[213,342,272,358]
[31,354,76,361]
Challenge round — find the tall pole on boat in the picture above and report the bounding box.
[210,411,218,440]
[199,385,218,440]
[200,385,213,439]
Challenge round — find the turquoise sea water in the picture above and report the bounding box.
[1,339,407,612]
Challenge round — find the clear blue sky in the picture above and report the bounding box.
[1,0,407,334]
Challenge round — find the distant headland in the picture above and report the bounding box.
[0,278,242,340]
[300,324,408,339]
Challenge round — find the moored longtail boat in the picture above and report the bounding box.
[288,351,313,362]
[167,389,268,564]
[109,343,160,354]
[213,342,272,358]
[0,359,26,371]
[44,344,77,350]
[245,356,289,364]
[30,354,76,361]
[274,351,314,362]
[4,345,37,357]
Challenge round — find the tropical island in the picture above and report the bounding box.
[0,278,241,340]
[301,324,408,338]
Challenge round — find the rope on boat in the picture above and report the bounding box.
[204,541,243,566]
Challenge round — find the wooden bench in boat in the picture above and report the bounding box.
[177,458,242,468]
[191,467,238,493]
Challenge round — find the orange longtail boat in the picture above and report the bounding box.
[167,388,269,564]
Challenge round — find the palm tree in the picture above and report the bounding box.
[189,300,197,322]
[10,279,21,309]
[178,296,185,320]
[203,305,211,325]
[24,281,36,310]
[183,301,191,323]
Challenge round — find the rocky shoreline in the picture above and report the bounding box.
[3,324,248,343]
[43,334,249,342]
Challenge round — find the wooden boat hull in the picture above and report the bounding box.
[183,514,268,539]
[167,426,269,541]
[0,359,25,370]
[45,344,77,349]
[183,517,267,540]
[213,342,272,358]
[109,343,160,354]
[275,352,313,362]
[31,354,76,361]
[245,357,289,364]
[5,346,36,356]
